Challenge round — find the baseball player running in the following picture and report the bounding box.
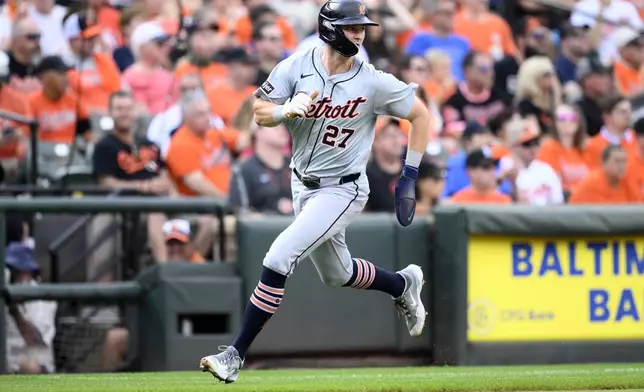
[200,0,432,383]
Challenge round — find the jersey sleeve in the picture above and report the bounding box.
[373,71,418,119]
[253,56,296,105]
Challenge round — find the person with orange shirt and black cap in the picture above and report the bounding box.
[449,147,512,204]
[163,219,205,263]
[29,55,92,144]
[570,144,642,204]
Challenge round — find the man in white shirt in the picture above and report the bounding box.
[27,0,67,56]
[499,117,564,206]
[570,0,644,65]
[5,243,57,374]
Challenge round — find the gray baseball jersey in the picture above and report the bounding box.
[254,47,418,178]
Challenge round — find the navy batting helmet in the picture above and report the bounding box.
[318,0,378,58]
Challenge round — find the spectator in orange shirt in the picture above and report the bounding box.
[583,94,637,170]
[173,5,230,87]
[62,11,122,115]
[611,27,644,98]
[627,117,644,195]
[537,104,589,193]
[453,0,519,61]
[163,219,205,263]
[122,21,174,115]
[0,51,31,182]
[449,148,512,204]
[207,47,259,126]
[30,56,92,144]
[166,89,241,198]
[570,145,642,204]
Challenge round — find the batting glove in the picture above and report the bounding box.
[281,91,318,119]
[394,163,418,227]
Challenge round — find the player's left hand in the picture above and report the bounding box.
[394,163,418,227]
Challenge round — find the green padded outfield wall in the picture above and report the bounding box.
[236,213,433,356]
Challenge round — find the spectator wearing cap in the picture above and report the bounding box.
[0,51,31,182]
[122,20,174,116]
[5,242,57,374]
[405,0,470,82]
[449,148,512,204]
[453,0,519,61]
[29,55,93,144]
[570,0,643,65]
[365,120,406,212]
[441,120,513,198]
[570,144,642,203]
[575,54,614,136]
[62,11,122,116]
[441,51,511,136]
[251,21,285,87]
[5,17,42,94]
[499,116,563,205]
[163,219,205,263]
[415,157,446,213]
[515,56,561,135]
[627,117,644,194]
[536,103,589,193]
[173,6,229,89]
[584,94,637,170]
[233,1,297,51]
[611,27,644,98]
[27,0,67,56]
[554,23,591,84]
[228,122,292,216]
[206,46,259,127]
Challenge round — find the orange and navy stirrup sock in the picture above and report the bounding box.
[343,258,405,298]
[232,266,286,359]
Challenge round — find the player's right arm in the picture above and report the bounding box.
[252,53,318,127]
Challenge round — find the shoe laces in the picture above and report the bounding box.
[394,297,412,320]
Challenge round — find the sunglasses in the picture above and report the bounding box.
[198,23,220,33]
[557,112,578,122]
[476,64,491,73]
[520,138,540,148]
[25,33,41,41]
[262,35,282,42]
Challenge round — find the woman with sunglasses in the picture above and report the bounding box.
[536,104,589,196]
[515,55,562,135]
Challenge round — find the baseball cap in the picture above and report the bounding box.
[34,55,71,75]
[612,27,643,49]
[63,12,102,40]
[130,21,170,55]
[466,147,496,168]
[505,117,540,146]
[163,219,191,243]
[461,121,487,139]
[5,242,39,272]
[576,54,609,81]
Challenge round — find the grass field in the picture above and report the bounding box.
[1,363,644,392]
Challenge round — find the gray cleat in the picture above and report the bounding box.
[199,345,244,384]
[394,264,426,336]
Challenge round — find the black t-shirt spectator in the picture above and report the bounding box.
[92,133,164,181]
[365,160,397,212]
[576,95,602,137]
[7,51,35,79]
[518,99,554,134]
[442,85,511,130]
[228,155,292,215]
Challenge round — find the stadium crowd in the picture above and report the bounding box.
[3,0,644,374]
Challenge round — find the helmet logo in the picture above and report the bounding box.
[359,4,366,14]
